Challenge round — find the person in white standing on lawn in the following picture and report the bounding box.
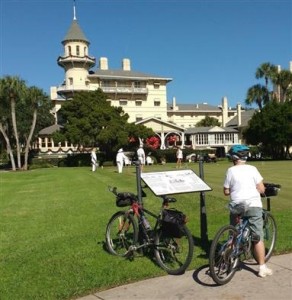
[91,148,97,172]
[137,145,146,172]
[176,146,183,168]
[116,148,127,174]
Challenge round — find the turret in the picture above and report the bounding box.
[56,4,95,98]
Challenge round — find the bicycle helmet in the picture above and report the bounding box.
[228,144,250,161]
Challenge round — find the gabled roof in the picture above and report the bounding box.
[185,126,238,134]
[226,109,256,127]
[63,19,89,44]
[89,69,172,81]
[135,117,184,131]
[39,124,63,135]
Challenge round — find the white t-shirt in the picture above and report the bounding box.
[224,164,263,208]
[137,148,145,164]
[177,149,183,159]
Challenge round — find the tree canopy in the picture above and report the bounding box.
[55,89,154,159]
[243,101,292,159]
[196,116,221,127]
[245,62,292,109]
[0,76,54,170]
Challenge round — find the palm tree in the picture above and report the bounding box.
[245,84,269,110]
[271,70,292,102]
[255,62,278,89]
[22,86,48,170]
[0,76,27,170]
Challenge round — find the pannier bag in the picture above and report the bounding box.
[116,192,137,207]
[161,209,186,238]
[262,183,281,197]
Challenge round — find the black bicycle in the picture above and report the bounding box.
[105,186,194,275]
[209,183,280,285]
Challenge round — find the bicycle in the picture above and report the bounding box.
[105,185,194,275]
[209,183,280,285]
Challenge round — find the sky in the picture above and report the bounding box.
[0,0,291,108]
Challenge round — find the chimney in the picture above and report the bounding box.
[221,96,228,127]
[122,58,131,71]
[237,103,242,126]
[99,57,108,70]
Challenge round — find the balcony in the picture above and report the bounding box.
[56,85,148,96]
[101,86,148,94]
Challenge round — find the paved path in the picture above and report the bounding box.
[75,253,292,300]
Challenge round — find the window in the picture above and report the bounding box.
[119,100,127,106]
[41,138,46,147]
[47,138,52,148]
[154,82,160,89]
[136,116,143,122]
[214,133,224,144]
[225,133,235,143]
[69,77,73,85]
[68,46,72,56]
[76,45,80,56]
[154,100,160,106]
[135,100,142,106]
[102,80,113,87]
[134,81,141,88]
[84,47,87,56]
[196,134,208,145]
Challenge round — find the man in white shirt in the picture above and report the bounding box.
[116,148,127,173]
[137,145,145,172]
[223,144,272,278]
[91,148,97,171]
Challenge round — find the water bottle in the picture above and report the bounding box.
[141,215,151,230]
[242,227,250,241]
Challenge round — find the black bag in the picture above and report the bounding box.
[116,192,137,207]
[161,209,186,238]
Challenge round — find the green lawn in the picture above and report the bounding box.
[0,160,291,299]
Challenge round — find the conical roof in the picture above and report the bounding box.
[62,19,89,44]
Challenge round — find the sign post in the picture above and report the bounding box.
[199,159,209,251]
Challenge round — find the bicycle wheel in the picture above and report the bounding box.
[154,224,194,275]
[105,211,138,257]
[263,211,277,262]
[209,225,239,285]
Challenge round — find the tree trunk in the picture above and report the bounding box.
[0,123,16,171]
[23,109,37,170]
[10,96,22,169]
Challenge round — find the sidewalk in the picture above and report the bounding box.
[76,253,292,300]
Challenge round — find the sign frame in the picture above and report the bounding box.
[141,169,212,196]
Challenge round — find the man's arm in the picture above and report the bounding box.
[256,181,265,194]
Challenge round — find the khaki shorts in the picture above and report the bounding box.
[230,207,264,241]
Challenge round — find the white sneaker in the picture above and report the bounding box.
[258,267,273,278]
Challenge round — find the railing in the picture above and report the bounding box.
[56,85,148,94]
[101,86,148,94]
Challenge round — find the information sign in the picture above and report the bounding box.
[141,169,212,196]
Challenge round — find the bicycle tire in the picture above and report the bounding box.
[263,212,277,261]
[154,224,194,275]
[105,211,138,257]
[209,225,239,285]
